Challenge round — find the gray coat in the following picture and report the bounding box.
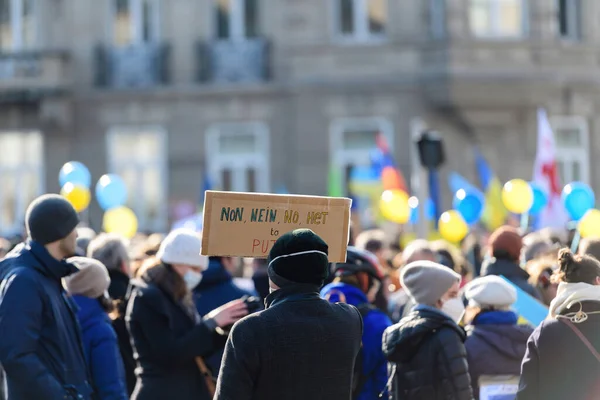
[215,285,363,400]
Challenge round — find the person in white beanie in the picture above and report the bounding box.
[65,257,128,400]
[382,260,473,400]
[126,228,248,400]
[463,276,533,399]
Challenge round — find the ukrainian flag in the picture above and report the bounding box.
[475,150,507,231]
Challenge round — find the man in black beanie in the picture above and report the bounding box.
[215,228,363,400]
[0,194,94,399]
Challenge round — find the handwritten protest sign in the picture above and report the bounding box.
[201,191,352,262]
[479,375,519,400]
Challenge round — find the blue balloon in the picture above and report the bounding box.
[529,183,548,215]
[453,189,485,225]
[95,174,128,210]
[409,198,435,224]
[59,161,91,188]
[562,182,595,221]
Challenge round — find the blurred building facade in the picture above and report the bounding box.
[0,0,596,234]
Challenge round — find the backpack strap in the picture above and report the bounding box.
[558,317,600,362]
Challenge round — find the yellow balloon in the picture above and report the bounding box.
[103,206,138,239]
[579,209,600,239]
[502,179,534,214]
[380,189,410,224]
[60,183,91,212]
[438,210,469,243]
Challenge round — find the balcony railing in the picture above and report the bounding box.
[0,50,70,100]
[94,43,170,89]
[197,38,270,83]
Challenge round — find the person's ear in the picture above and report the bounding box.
[595,276,600,286]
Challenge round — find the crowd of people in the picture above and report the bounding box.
[0,193,599,399]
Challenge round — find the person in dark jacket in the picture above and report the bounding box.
[321,246,392,400]
[0,194,94,399]
[192,255,259,375]
[517,249,600,400]
[382,260,473,400]
[65,257,128,400]
[126,229,248,400]
[87,233,136,396]
[215,229,364,400]
[480,226,542,300]
[463,276,533,399]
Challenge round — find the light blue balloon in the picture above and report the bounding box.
[453,189,485,225]
[59,161,91,188]
[562,182,595,221]
[409,198,435,224]
[529,183,548,216]
[95,174,128,211]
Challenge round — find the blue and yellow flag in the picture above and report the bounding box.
[475,150,507,231]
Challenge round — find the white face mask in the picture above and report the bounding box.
[441,298,465,323]
[183,270,203,290]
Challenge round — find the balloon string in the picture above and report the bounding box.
[520,213,529,234]
[571,230,582,253]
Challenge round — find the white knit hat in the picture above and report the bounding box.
[464,275,517,309]
[156,229,208,269]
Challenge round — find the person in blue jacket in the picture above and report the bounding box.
[0,194,94,400]
[65,256,128,400]
[321,246,392,400]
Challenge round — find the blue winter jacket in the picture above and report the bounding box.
[72,295,128,400]
[321,282,392,400]
[0,241,94,400]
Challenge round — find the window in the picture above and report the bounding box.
[551,116,589,184]
[334,0,386,41]
[215,0,259,40]
[205,122,269,192]
[112,0,160,46]
[558,0,581,40]
[469,0,527,38]
[0,132,43,236]
[0,0,37,50]
[107,127,167,232]
[430,0,446,39]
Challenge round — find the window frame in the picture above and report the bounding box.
[0,0,39,51]
[329,117,394,195]
[550,115,590,184]
[106,125,168,233]
[213,0,258,41]
[331,0,388,44]
[109,0,161,46]
[205,121,270,193]
[468,0,529,39]
[0,131,44,236]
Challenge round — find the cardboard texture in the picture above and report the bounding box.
[201,191,352,262]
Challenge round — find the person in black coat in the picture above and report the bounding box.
[0,194,94,399]
[88,233,136,396]
[382,260,473,400]
[126,229,248,400]
[463,276,533,399]
[517,249,600,400]
[215,229,364,400]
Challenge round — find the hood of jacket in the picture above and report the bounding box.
[481,257,530,281]
[320,282,368,307]
[467,322,532,361]
[72,295,108,331]
[383,307,466,363]
[195,258,232,289]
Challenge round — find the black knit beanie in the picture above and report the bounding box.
[26,194,80,245]
[267,229,329,287]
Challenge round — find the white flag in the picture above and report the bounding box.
[532,108,568,229]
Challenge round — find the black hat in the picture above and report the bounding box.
[267,229,329,287]
[26,194,80,245]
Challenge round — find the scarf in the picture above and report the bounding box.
[549,282,600,318]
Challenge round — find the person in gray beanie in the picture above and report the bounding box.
[215,228,363,400]
[382,260,473,400]
[0,194,95,399]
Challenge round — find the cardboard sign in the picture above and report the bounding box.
[201,191,352,262]
[479,375,519,400]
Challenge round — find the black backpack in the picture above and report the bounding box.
[324,290,377,399]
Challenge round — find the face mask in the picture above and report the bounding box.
[183,270,203,290]
[441,298,465,323]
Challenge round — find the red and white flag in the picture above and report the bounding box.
[532,108,568,229]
